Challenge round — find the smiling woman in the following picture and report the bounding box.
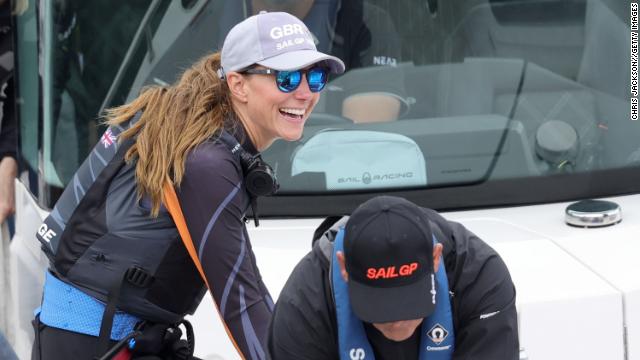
[218,11,343,151]
[29,11,344,360]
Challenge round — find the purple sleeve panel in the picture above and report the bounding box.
[178,141,273,360]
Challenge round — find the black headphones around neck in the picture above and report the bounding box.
[218,130,279,198]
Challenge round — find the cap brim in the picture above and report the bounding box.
[348,273,436,324]
[257,49,345,74]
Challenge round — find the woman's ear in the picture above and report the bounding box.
[226,72,249,103]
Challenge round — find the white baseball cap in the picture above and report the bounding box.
[219,11,345,78]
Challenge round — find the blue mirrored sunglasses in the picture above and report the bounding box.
[242,66,329,93]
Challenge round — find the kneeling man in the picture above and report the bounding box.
[269,196,519,359]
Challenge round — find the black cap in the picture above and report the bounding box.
[344,196,436,323]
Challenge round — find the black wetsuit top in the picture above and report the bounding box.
[268,209,519,360]
[177,126,274,359]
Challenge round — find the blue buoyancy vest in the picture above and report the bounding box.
[332,228,455,360]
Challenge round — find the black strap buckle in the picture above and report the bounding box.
[126,266,154,288]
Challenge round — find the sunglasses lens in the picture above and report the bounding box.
[276,71,302,93]
[307,68,328,92]
[274,68,328,93]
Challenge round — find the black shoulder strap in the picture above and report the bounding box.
[216,129,256,172]
[311,216,343,247]
[314,215,349,311]
[315,215,349,262]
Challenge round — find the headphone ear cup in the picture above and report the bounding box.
[245,164,279,197]
[218,130,279,197]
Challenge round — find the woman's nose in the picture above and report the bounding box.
[293,74,313,100]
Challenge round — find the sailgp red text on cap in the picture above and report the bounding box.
[219,11,345,78]
[343,196,436,324]
[367,262,419,280]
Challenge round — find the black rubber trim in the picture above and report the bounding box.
[258,166,640,218]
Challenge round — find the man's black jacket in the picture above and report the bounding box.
[268,207,519,360]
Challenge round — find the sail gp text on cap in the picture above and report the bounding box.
[367,263,419,280]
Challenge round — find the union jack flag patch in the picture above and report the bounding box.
[101,129,117,148]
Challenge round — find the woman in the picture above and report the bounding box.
[31,12,344,360]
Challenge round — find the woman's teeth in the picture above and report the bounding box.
[280,108,305,117]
